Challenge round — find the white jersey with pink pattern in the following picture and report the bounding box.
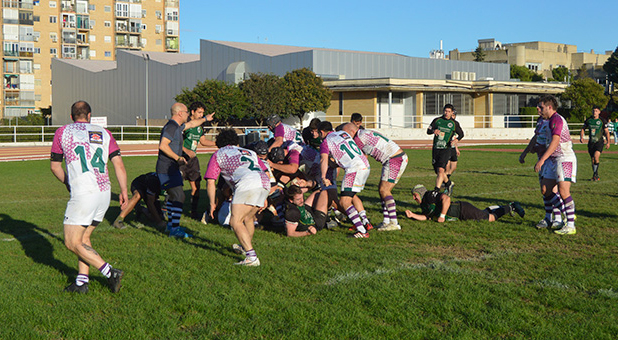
[274,123,303,145]
[320,131,370,170]
[204,145,270,191]
[354,129,401,164]
[546,113,576,159]
[51,122,119,196]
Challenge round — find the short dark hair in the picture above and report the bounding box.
[443,104,455,112]
[350,113,363,123]
[71,101,91,121]
[592,105,601,111]
[539,95,558,111]
[286,185,303,200]
[318,121,333,133]
[215,128,239,148]
[309,118,321,130]
[189,101,206,113]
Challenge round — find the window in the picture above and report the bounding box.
[33,15,40,22]
[50,32,58,42]
[141,38,146,47]
[34,47,40,54]
[49,1,56,8]
[50,48,57,55]
[155,11,162,19]
[89,35,95,42]
[156,39,161,45]
[104,35,111,43]
[90,50,96,58]
[49,16,57,24]
[115,3,128,17]
[142,9,147,17]
[141,24,147,31]
[155,25,161,34]
[165,9,178,21]
[88,4,95,11]
[105,51,111,57]
[104,6,111,12]
[34,63,41,70]
[104,21,111,27]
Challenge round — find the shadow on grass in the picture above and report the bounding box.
[0,213,76,281]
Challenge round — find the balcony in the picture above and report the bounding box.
[3,50,19,57]
[165,1,179,7]
[18,51,33,58]
[3,0,33,9]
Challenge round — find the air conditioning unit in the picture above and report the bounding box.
[468,72,476,81]
[461,72,469,81]
[452,71,460,80]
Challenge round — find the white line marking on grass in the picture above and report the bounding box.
[1,232,62,242]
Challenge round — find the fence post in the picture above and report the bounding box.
[146,125,149,141]
[121,126,124,141]
[13,126,16,143]
[41,126,44,142]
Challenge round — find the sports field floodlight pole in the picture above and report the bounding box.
[142,53,150,140]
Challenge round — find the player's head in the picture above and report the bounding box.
[411,184,427,203]
[309,118,321,131]
[71,100,91,122]
[302,127,322,149]
[538,95,558,114]
[592,106,601,117]
[285,185,304,206]
[171,102,190,123]
[215,128,239,148]
[246,140,268,159]
[342,122,359,137]
[318,121,333,138]
[265,114,282,131]
[350,113,363,127]
[268,146,286,163]
[443,104,455,118]
[189,101,206,120]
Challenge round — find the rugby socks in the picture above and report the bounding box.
[190,194,200,219]
[384,195,398,225]
[445,175,452,188]
[563,196,576,228]
[359,210,369,226]
[245,249,257,260]
[75,274,89,287]
[592,162,599,177]
[381,201,390,225]
[166,201,183,230]
[99,263,111,278]
[553,207,563,222]
[543,196,553,221]
[487,205,507,219]
[345,206,367,234]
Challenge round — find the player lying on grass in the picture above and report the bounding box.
[404,185,525,222]
[113,172,166,230]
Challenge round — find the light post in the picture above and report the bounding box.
[142,53,150,140]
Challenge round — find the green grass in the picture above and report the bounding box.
[1,147,617,339]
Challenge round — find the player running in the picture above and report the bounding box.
[579,106,610,181]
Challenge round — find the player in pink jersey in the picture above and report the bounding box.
[50,101,128,293]
[318,121,373,238]
[205,129,270,266]
[353,125,408,231]
[534,95,577,235]
[266,114,303,151]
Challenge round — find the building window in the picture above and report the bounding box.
[155,25,161,34]
[141,24,147,31]
[90,50,96,58]
[104,36,111,43]
[115,3,128,17]
[156,39,162,45]
[89,4,95,11]
[49,1,56,8]
[104,6,111,12]
[50,48,57,55]
[104,21,111,27]
[105,51,111,57]
[50,16,57,23]
[50,32,58,42]
[156,11,162,19]
[424,92,473,115]
[89,35,95,42]
[33,15,40,22]
[34,63,41,70]
[141,38,146,47]
[34,47,40,54]
[142,9,147,17]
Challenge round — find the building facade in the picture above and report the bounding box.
[449,39,611,83]
[1,0,179,119]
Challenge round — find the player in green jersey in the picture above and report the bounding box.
[427,104,463,194]
[579,106,610,181]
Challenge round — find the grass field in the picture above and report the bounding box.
[1,146,617,339]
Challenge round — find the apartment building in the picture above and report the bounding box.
[1,0,179,119]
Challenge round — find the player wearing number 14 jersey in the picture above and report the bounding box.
[50,101,128,293]
[205,128,270,266]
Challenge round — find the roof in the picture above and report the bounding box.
[121,50,200,65]
[54,59,117,72]
[208,40,404,57]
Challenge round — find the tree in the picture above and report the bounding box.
[561,78,609,122]
[603,46,618,85]
[239,73,287,126]
[283,68,332,125]
[552,66,571,83]
[510,65,539,82]
[175,79,249,124]
[574,65,590,80]
[473,46,486,62]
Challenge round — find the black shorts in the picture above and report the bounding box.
[180,157,201,182]
[458,202,490,221]
[432,148,450,171]
[449,147,458,162]
[587,140,604,157]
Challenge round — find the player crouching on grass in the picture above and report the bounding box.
[405,185,525,222]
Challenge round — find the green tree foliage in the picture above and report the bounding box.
[175,80,249,123]
[510,65,543,82]
[239,73,287,125]
[603,46,618,85]
[283,68,332,125]
[552,66,571,83]
[473,46,486,62]
[561,78,609,122]
[574,65,590,80]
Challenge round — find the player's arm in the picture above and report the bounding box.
[604,125,610,149]
[199,135,216,147]
[404,210,428,221]
[320,153,331,187]
[579,122,586,143]
[159,136,185,165]
[285,222,316,237]
[426,119,436,135]
[269,136,284,151]
[206,178,217,220]
[50,160,70,192]
[182,146,196,159]
[535,134,560,173]
[519,135,537,163]
[144,194,163,223]
[269,160,299,174]
[437,194,450,223]
[110,154,129,210]
[183,117,207,130]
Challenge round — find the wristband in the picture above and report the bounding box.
[439,214,446,219]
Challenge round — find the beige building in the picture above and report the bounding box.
[449,39,611,82]
[1,0,179,119]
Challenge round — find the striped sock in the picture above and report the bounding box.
[358,210,369,226]
[543,196,553,221]
[169,201,183,229]
[563,196,575,228]
[98,263,111,278]
[553,207,563,222]
[549,193,565,216]
[346,206,366,234]
[245,249,257,260]
[381,201,390,225]
[76,274,89,287]
[384,195,398,225]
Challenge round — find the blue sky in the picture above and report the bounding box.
[178,0,617,58]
